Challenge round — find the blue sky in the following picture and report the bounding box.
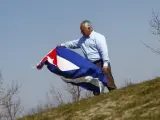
[1,0,160,113]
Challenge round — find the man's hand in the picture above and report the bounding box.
[102,66,108,73]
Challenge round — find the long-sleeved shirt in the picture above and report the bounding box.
[61,31,110,67]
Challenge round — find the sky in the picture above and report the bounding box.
[1,0,160,114]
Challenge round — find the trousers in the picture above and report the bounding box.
[93,59,117,91]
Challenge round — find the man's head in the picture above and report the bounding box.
[80,20,93,37]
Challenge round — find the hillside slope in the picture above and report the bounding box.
[19,77,160,120]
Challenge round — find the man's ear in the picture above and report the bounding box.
[88,27,92,31]
[88,27,93,31]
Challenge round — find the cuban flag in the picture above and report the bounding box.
[36,46,107,94]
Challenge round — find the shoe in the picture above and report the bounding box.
[93,91,100,96]
[107,86,116,91]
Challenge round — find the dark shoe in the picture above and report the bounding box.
[107,86,116,91]
[93,91,100,96]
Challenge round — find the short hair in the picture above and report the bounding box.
[81,20,93,29]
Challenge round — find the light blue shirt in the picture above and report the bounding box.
[61,31,110,67]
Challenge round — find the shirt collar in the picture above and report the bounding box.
[89,30,95,38]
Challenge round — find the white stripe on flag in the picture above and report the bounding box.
[61,76,104,93]
[57,55,80,71]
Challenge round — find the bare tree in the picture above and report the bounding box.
[0,72,23,120]
[150,11,160,36]
[25,85,66,117]
[65,83,82,102]
[43,83,82,111]
[141,10,160,54]
[49,85,65,106]
[83,90,93,99]
[124,78,133,87]
[44,85,66,109]
[0,72,4,101]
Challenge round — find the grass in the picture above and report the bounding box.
[18,77,160,120]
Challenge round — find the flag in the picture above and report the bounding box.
[36,46,107,94]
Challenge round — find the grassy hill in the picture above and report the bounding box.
[18,77,160,120]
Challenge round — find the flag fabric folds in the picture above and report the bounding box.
[36,46,107,94]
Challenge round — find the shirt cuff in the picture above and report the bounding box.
[103,62,108,67]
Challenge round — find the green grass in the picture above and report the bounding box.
[91,114,110,120]
[18,77,160,120]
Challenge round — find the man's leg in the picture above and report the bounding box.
[92,60,103,95]
[93,60,117,92]
[105,63,117,91]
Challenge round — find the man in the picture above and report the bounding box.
[59,20,117,95]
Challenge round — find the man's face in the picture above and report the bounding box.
[80,24,91,37]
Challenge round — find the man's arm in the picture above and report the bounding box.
[60,39,80,49]
[95,35,109,67]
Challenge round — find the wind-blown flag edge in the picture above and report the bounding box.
[36,46,107,93]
